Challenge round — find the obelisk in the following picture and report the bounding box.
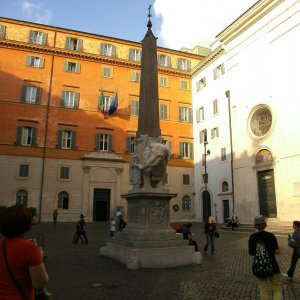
[100,6,201,269]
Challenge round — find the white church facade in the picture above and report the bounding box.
[192,0,300,223]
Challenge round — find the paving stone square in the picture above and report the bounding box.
[28,222,300,300]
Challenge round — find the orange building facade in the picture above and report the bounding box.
[0,17,204,221]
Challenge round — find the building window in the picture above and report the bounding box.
[126,136,135,154]
[213,63,225,79]
[61,91,79,109]
[222,181,229,192]
[160,104,168,120]
[183,174,190,185]
[63,61,80,73]
[22,86,41,104]
[26,56,44,68]
[158,54,171,67]
[130,100,139,116]
[131,71,140,82]
[182,195,191,211]
[100,43,116,57]
[179,107,193,123]
[221,147,226,161]
[213,99,218,114]
[0,24,7,39]
[211,127,219,139]
[16,190,28,206]
[199,129,207,144]
[17,126,37,146]
[102,67,112,78]
[129,48,141,62]
[28,30,47,45]
[95,134,113,151]
[58,191,69,209]
[180,80,188,90]
[65,37,83,51]
[57,130,76,149]
[177,58,191,71]
[60,167,70,180]
[196,77,206,91]
[159,76,168,87]
[179,142,193,159]
[196,107,205,123]
[19,164,29,177]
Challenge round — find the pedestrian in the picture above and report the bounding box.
[182,223,199,252]
[73,214,88,244]
[52,209,58,226]
[117,214,127,232]
[110,217,116,237]
[282,220,300,280]
[0,205,50,300]
[248,215,281,300]
[203,216,217,254]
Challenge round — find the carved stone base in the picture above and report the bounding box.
[99,190,202,269]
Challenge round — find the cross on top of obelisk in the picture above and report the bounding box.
[147,4,152,29]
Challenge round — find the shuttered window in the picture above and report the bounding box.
[95,134,113,151]
[100,43,116,57]
[16,126,37,146]
[0,24,7,39]
[65,37,83,51]
[179,107,193,122]
[26,56,45,68]
[21,86,41,104]
[179,142,193,159]
[28,30,47,45]
[61,91,79,109]
[57,130,76,149]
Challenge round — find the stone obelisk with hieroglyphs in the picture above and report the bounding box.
[100,6,201,269]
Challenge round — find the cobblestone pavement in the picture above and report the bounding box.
[28,222,300,300]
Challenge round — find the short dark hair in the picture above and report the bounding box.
[293,220,300,229]
[0,205,32,238]
[254,223,267,230]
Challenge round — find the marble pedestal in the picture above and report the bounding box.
[99,188,201,269]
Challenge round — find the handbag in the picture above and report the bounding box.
[214,231,220,238]
[3,239,52,300]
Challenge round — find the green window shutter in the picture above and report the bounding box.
[35,87,41,104]
[179,142,184,157]
[26,56,32,66]
[100,43,104,55]
[61,91,66,107]
[74,92,79,109]
[108,135,113,151]
[189,143,194,159]
[39,57,45,68]
[129,49,133,60]
[177,58,181,69]
[21,86,27,103]
[126,137,131,152]
[41,32,47,45]
[65,37,71,49]
[187,60,191,71]
[31,128,37,146]
[57,130,62,148]
[95,134,100,150]
[0,25,6,39]
[167,56,171,67]
[77,39,83,51]
[16,126,23,145]
[71,131,76,149]
[111,45,116,57]
[188,108,193,122]
[28,30,34,43]
[179,107,183,121]
[75,63,80,73]
[63,61,69,71]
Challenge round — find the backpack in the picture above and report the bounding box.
[252,241,274,277]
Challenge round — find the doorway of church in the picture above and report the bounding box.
[93,188,111,221]
[257,169,277,217]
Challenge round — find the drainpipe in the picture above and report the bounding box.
[38,32,56,222]
[225,90,235,213]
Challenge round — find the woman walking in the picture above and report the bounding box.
[203,216,217,254]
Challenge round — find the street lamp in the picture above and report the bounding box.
[203,129,211,221]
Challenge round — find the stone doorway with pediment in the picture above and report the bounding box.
[255,149,277,217]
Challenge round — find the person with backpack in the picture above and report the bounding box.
[248,215,281,300]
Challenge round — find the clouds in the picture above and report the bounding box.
[20,0,52,24]
[153,0,257,50]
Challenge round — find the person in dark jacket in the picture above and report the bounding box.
[203,216,217,254]
[73,214,88,244]
[248,215,281,300]
[182,223,199,252]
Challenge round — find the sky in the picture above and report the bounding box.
[0,0,258,50]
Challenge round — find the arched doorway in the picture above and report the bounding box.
[202,190,211,222]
